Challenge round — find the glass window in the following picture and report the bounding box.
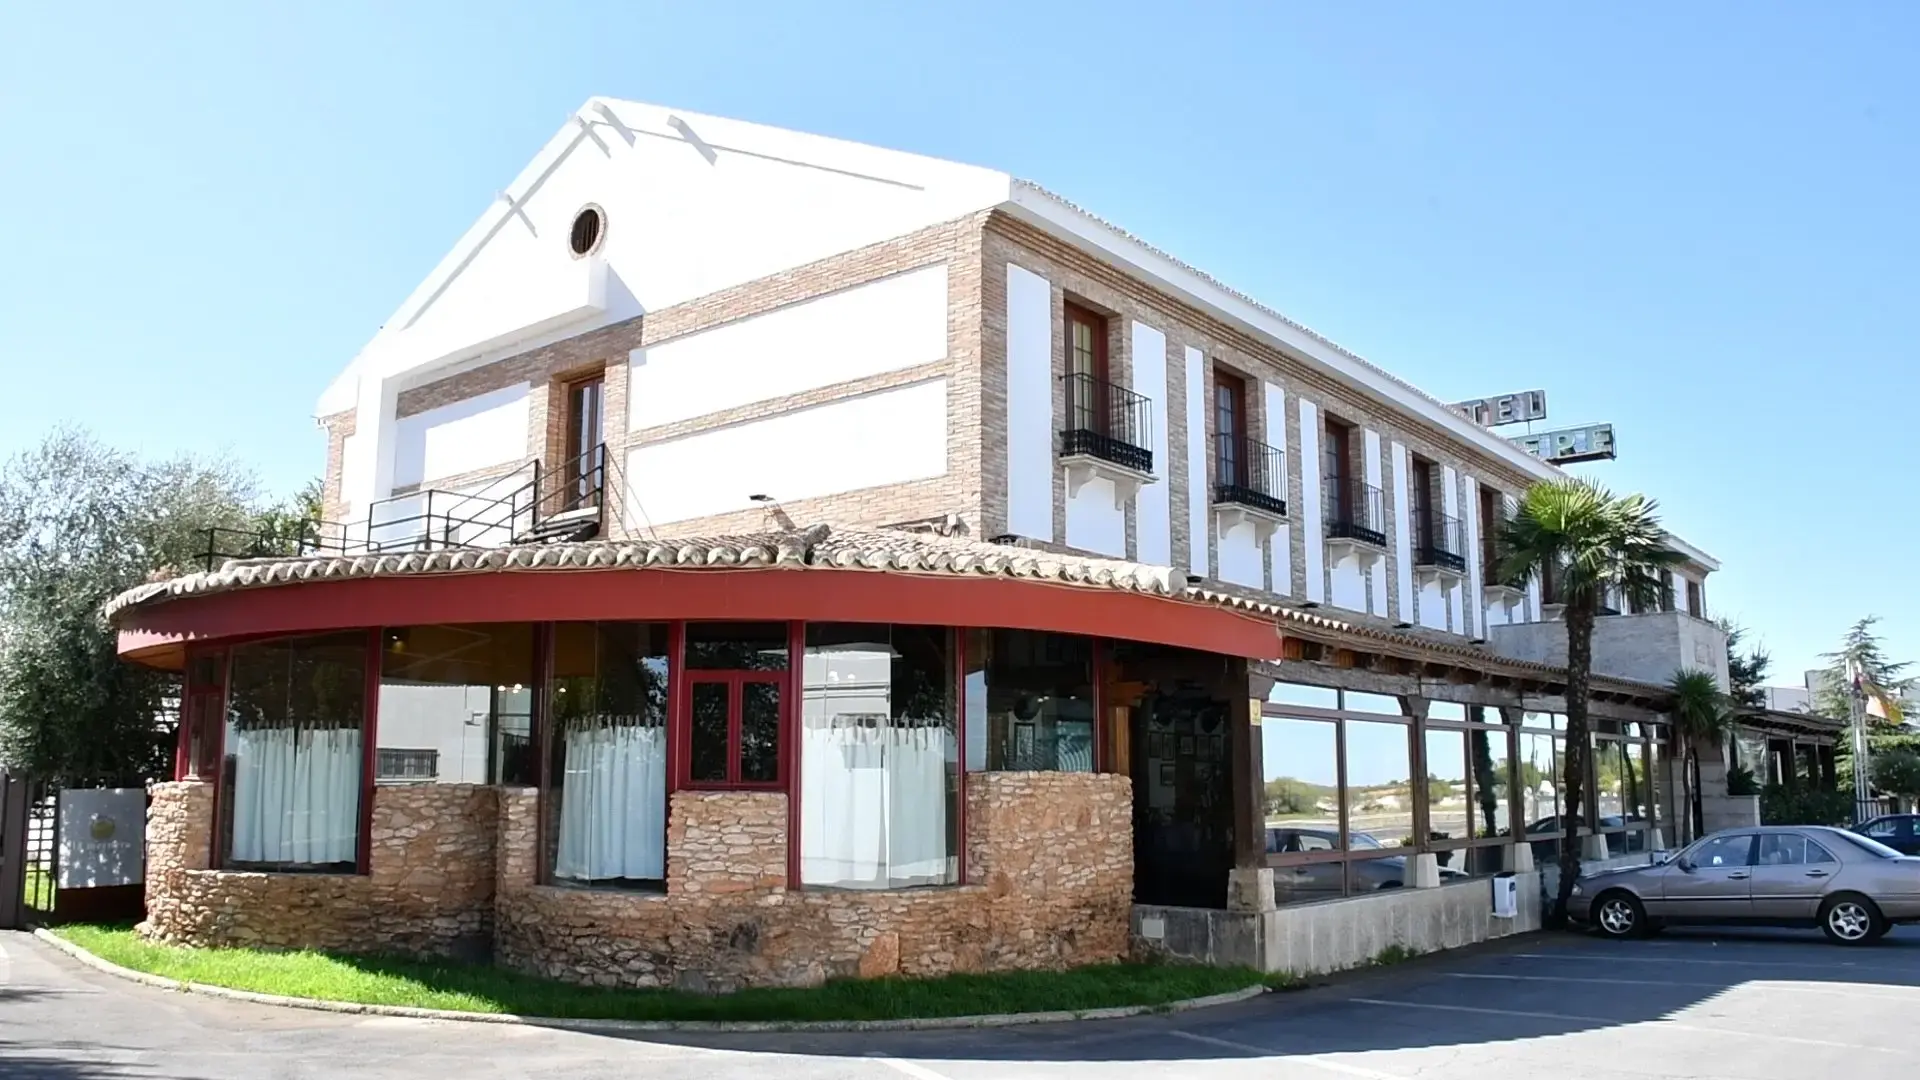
[1468,727,1511,842]
[1424,729,1468,850]
[183,650,226,781]
[1829,830,1901,859]
[221,632,368,872]
[1689,833,1754,869]
[799,625,958,890]
[964,629,1094,772]
[1266,682,1340,710]
[1263,716,1340,847]
[378,624,535,787]
[685,622,789,671]
[1427,701,1467,722]
[1865,818,1900,839]
[1593,740,1627,829]
[1757,832,1821,867]
[547,622,670,887]
[1520,731,1561,836]
[1344,691,1405,716]
[1345,720,1413,852]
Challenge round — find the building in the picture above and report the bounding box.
[115,100,1727,986]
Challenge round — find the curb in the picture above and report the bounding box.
[31,928,1269,1034]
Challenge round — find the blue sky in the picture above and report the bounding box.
[3,3,1913,681]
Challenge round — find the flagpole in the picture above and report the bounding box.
[1851,659,1875,824]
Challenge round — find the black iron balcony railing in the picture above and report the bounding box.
[1323,476,1386,548]
[1415,513,1467,572]
[1214,435,1287,517]
[1061,373,1153,474]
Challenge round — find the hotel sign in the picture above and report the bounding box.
[1451,390,1546,428]
[1512,424,1617,465]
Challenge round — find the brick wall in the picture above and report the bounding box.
[140,783,499,961]
[980,214,1525,628]
[324,213,995,543]
[495,773,1133,991]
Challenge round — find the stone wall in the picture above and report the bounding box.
[495,772,1132,991]
[142,772,1131,989]
[139,783,498,960]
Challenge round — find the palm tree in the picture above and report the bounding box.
[1668,668,1732,843]
[1498,479,1682,924]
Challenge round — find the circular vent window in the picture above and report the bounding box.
[569,205,605,257]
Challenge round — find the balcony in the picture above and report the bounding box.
[1413,513,1467,578]
[1324,477,1386,545]
[1061,373,1156,507]
[1213,435,1288,543]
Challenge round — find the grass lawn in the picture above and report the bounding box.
[53,924,1271,1023]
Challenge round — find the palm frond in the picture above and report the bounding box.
[1496,479,1683,610]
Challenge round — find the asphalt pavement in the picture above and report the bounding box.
[6,924,1920,1079]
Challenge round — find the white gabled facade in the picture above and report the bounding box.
[316,97,1720,666]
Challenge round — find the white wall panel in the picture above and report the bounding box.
[1218,523,1264,587]
[1132,321,1170,566]
[1390,442,1413,622]
[625,379,947,525]
[1299,399,1324,603]
[629,265,948,430]
[391,383,529,490]
[1364,429,1388,617]
[1419,579,1448,631]
[1264,381,1291,595]
[1065,478,1126,557]
[1005,265,1054,541]
[1184,346,1209,578]
[1465,476,1485,636]
[1443,466,1462,633]
[1330,552,1367,611]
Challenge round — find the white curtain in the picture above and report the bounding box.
[801,721,951,889]
[555,724,667,882]
[230,727,362,865]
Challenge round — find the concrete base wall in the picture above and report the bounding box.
[1134,871,1543,977]
[1702,794,1761,833]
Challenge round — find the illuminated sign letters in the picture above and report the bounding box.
[1512,424,1617,465]
[1451,390,1547,428]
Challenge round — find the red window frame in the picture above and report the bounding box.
[671,621,796,793]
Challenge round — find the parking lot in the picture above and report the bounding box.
[6,926,1920,1079]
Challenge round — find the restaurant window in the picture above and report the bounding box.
[1263,715,1342,905]
[1519,712,1566,865]
[683,622,790,788]
[1424,703,1515,878]
[799,624,958,890]
[546,622,670,888]
[378,624,536,787]
[1215,368,1248,487]
[1593,725,1654,855]
[220,631,368,872]
[964,629,1094,772]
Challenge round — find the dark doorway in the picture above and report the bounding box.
[1112,643,1236,909]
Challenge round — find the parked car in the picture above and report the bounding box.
[1266,826,1468,894]
[1567,825,1920,945]
[1855,814,1920,856]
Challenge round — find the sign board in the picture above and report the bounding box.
[56,788,146,889]
[1451,390,1547,428]
[1511,424,1617,465]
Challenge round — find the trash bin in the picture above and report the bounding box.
[1491,872,1518,918]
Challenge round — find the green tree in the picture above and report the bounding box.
[1870,750,1920,806]
[1668,668,1732,840]
[0,429,310,785]
[1719,621,1771,712]
[1816,617,1911,723]
[1498,478,1682,924]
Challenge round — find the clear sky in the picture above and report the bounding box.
[3,3,1914,681]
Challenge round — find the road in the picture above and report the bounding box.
[6,926,1920,1079]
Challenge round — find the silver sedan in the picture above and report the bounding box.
[1568,825,1920,945]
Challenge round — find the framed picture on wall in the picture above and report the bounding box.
[1179,735,1194,756]
[1014,723,1034,766]
[1159,762,1175,787]
[1210,734,1224,759]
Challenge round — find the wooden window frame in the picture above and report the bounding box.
[1214,367,1249,488]
[1410,456,1436,554]
[1064,302,1110,383]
